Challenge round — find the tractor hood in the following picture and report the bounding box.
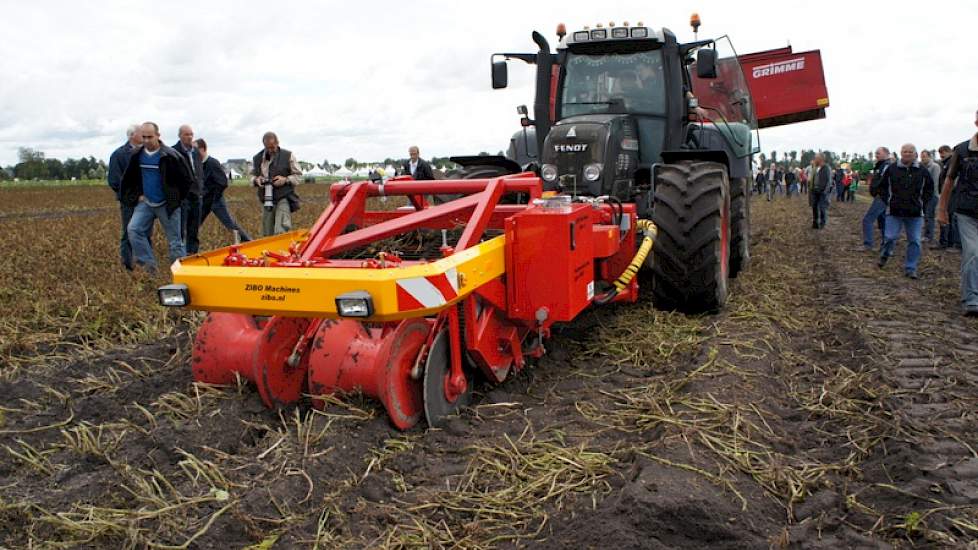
[541,114,639,199]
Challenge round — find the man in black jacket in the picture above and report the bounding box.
[877,144,934,278]
[173,125,204,254]
[197,139,252,243]
[809,153,831,228]
[107,124,145,270]
[937,112,978,316]
[120,122,194,273]
[401,146,435,180]
[251,132,301,236]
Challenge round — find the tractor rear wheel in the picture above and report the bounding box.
[729,176,750,278]
[649,160,730,313]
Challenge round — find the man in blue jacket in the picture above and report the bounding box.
[861,147,893,251]
[877,144,934,279]
[107,124,146,270]
[120,122,194,273]
[196,138,251,243]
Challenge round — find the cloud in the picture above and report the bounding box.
[1,0,977,168]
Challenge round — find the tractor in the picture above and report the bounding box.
[459,17,759,312]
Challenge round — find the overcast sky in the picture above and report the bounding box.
[2,1,976,167]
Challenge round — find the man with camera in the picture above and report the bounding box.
[251,132,301,237]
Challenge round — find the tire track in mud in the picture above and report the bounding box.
[790,200,978,547]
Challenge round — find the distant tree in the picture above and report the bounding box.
[298,161,313,172]
[329,163,340,172]
[44,158,64,180]
[344,157,357,169]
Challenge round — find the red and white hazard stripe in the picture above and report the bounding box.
[396,267,459,311]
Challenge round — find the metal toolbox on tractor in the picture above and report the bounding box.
[505,202,594,323]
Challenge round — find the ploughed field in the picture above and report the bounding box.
[1,184,977,548]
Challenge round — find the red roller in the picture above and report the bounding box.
[307,318,432,430]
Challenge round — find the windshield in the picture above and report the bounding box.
[560,50,666,118]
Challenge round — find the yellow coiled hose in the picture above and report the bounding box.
[595,220,656,304]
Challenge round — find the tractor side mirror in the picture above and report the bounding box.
[492,60,508,89]
[696,48,718,79]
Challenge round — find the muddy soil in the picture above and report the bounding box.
[1,196,976,549]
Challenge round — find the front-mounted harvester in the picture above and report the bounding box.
[159,17,827,429]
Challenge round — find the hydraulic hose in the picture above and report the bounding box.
[594,219,657,305]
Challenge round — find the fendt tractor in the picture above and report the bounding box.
[158,16,828,429]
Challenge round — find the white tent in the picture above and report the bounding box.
[333,166,354,177]
[304,167,330,178]
[228,169,242,179]
[384,165,398,176]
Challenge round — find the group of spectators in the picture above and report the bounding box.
[107,123,301,273]
[757,109,978,317]
[858,133,977,318]
[107,125,440,273]
[754,161,861,203]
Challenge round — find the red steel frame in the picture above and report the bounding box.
[191,173,637,429]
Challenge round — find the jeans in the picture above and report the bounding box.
[836,182,846,201]
[128,202,185,272]
[787,183,799,197]
[262,198,292,236]
[181,193,202,254]
[202,192,252,242]
[811,192,828,227]
[956,213,978,307]
[118,201,152,270]
[881,215,923,273]
[862,197,887,249]
[924,195,938,241]
[767,182,776,201]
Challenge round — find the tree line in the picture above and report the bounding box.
[0,148,108,181]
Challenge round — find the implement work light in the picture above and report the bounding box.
[590,29,607,39]
[611,27,629,38]
[630,27,649,38]
[573,31,590,41]
[158,284,190,307]
[336,291,374,318]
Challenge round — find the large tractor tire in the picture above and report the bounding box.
[728,176,750,278]
[649,160,730,313]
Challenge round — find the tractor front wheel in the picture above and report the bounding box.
[729,176,750,278]
[649,160,730,313]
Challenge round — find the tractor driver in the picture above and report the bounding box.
[635,62,659,90]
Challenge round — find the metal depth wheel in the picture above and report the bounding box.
[422,327,473,428]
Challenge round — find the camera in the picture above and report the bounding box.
[262,178,274,209]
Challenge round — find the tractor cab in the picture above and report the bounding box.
[491,21,759,217]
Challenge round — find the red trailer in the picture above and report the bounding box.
[738,46,830,128]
